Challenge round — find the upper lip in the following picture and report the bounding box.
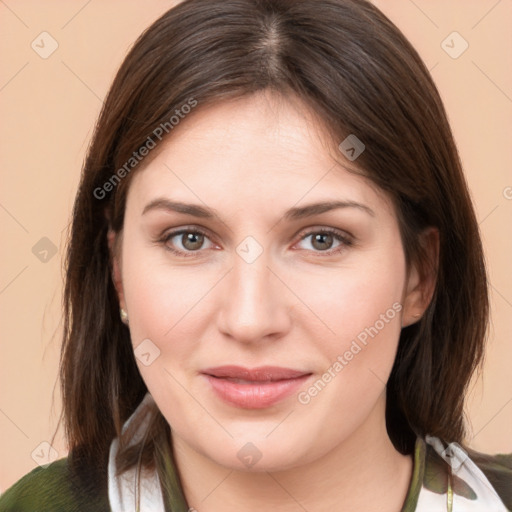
[201,365,311,381]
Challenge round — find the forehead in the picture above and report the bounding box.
[126,91,394,220]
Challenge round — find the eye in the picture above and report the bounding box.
[159,228,215,257]
[157,226,353,258]
[294,228,353,256]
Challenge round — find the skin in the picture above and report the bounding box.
[109,90,438,511]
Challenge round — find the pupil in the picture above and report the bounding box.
[313,233,332,250]
[184,232,203,250]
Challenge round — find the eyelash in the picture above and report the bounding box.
[157,226,353,258]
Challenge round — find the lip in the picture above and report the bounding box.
[201,365,312,409]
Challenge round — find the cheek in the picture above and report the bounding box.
[297,245,406,394]
[299,244,405,343]
[120,246,206,422]
[121,239,212,343]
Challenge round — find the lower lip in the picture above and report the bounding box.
[203,374,311,409]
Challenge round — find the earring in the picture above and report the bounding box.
[120,307,129,325]
[401,313,422,328]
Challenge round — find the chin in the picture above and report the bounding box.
[183,429,317,474]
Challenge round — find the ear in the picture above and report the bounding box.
[401,227,439,328]
[107,228,126,310]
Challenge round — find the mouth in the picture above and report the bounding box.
[201,365,313,409]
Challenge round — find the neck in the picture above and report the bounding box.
[171,396,413,512]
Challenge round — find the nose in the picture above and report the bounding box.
[216,251,293,344]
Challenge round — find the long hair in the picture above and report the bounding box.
[59,0,488,484]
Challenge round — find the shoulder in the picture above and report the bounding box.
[466,445,512,510]
[419,436,512,510]
[0,457,110,512]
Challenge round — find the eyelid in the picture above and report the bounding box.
[294,225,354,243]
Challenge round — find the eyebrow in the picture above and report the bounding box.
[142,198,375,220]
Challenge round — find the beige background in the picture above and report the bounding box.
[0,0,511,492]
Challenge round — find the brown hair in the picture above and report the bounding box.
[59,0,488,484]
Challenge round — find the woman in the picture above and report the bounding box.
[1,0,510,510]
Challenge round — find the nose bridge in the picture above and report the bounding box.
[233,248,270,302]
[217,242,291,342]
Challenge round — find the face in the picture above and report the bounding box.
[110,91,427,472]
